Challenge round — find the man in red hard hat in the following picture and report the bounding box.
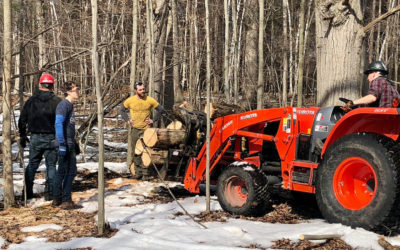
[18,73,61,201]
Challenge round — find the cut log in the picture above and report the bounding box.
[299,234,342,240]
[378,236,396,250]
[142,128,186,148]
[130,163,135,176]
[172,106,207,128]
[141,149,169,167]
[135,138,144,155]
[166,120,184,130]
[204,102,245,119]
[177,101,194,111]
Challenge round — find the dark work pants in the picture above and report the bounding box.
[53,145,77,202]
[25,133,57,199]
[132,127,149,176]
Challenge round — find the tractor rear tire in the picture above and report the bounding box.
[316,133,400,231]
[217,164,270,216]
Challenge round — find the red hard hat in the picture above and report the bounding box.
[39,74,54,84]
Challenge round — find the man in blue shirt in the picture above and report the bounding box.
[52,81,80,209]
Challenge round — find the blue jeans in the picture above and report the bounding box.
[25,133,57,199]
[53,144,77,202]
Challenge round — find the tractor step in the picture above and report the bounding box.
[291,160,318,185]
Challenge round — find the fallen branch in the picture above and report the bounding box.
[378,236,397,250]
[299,234,342,240]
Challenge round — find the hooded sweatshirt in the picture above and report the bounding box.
[18,89,61,136]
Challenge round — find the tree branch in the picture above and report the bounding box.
[360,4,400,37]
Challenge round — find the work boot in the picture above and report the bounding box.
[44,193,53,201]
[60,201,82,210]
[141,175,154,181]
[23,188,34,200]
[131,174,143,180]
[51,200,62,208]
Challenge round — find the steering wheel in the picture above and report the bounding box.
[339,97,358,112]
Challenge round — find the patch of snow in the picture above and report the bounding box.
[78,162,129,174]
[231,161,249,167]
[104,140,128,148]
[21,224,63,233]
[21,236,48,243]
[243,166,254,171]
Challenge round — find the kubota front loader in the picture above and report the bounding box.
[181,102,400,232]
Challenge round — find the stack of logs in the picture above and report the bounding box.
[132,120,186,174]
[130,101,245,175]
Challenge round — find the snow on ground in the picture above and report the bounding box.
[3,113,400,249]
[1,161,400,249]
[21,224,63,233]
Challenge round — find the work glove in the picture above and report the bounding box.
[20,136,29,148]
[58,144,67,157]
[340,100,353,112]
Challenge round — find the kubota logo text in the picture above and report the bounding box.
[221,120,233,132]
[240,113,257,120]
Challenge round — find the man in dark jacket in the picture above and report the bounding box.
[18,73,61,200]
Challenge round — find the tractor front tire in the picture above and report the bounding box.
[217,164,270,216]
[316,134,400,231]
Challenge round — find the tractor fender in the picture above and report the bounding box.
[321,107,400,156]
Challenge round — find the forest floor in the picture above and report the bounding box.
[0,94,397,249]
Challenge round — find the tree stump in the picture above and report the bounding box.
[142,128,186,148]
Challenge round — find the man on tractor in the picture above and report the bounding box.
[343,61,399,110]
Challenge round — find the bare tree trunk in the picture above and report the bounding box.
[181,0,190,93]
[205,0,211,212]
[193,0,201,109]
[35,0,45,70]
[50,0,66,91]
[315,0,363,106]
[146,0,155,97]
[297,0,306,107]
[376,0,382,57]
[287,2,294,96]
[378,0,396,61]
[282,0,288,106]
[91,0,105,235]
[150,0,167,103]
[15,0,25,99]
[189,2,196,105]
[172,0,184,104]
[3,0,15,209]
[243,0,258,110]
[127,0,139,169]
[224,0,230,101]
[257,0,264,109]
[231,0,239,103]
[213,7,220,93]
[236,0,247,103]
[369,0,376,62]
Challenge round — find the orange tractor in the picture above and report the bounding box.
[170,100,400,231]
